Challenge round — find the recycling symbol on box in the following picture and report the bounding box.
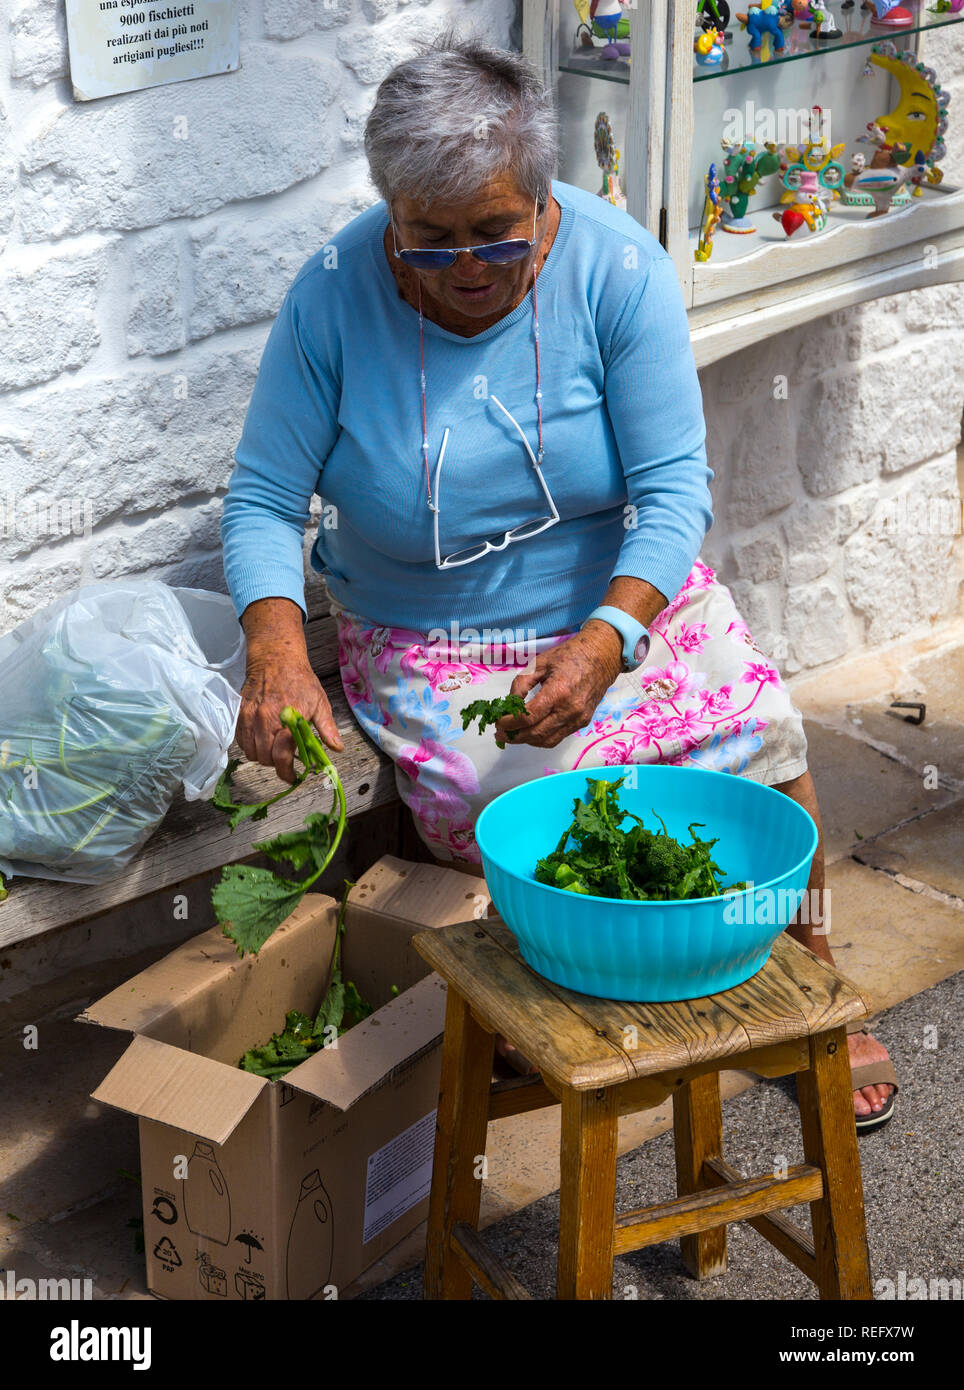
[153,1236,182,1269]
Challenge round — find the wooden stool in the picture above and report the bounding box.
[413,917,874,1301]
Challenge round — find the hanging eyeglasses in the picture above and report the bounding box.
[430,395,560,570]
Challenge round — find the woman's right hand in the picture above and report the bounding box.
[237,656,345,785]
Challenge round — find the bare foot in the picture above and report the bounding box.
[848,1029,895,1118]
[493,1033,539,1077]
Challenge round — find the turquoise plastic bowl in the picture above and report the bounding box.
[474,764,818,1002]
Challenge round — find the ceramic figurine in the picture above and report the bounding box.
[594,112,627,209]
[773,167,838,235]
[718,138,782,231]
[775,111,846,235]
[773,109,845,236]
[697,0,733,33]
[574,0,631,58]
[736,5,788,54]
[787,0,814,22]
[841,43,949,214]
[695,26,727,62]
[867,0,913,26]
[695,163,723,260]
[810,0,843,36]
[844,127,931,216]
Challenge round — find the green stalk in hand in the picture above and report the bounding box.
[211,707,347,957]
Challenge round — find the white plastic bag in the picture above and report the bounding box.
[0,580,246,885]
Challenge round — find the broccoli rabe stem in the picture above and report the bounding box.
[280,707,347,871]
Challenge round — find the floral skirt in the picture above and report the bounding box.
[332,559,809,865]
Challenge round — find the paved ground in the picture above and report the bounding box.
[1,622,961,1301]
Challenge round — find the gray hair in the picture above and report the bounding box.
[364,27,559,214]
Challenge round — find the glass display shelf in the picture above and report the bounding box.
[557,0,964,86]
[558,51,631,83]
[692,0,964,82]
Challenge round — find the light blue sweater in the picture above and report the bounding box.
[221,180,712,637]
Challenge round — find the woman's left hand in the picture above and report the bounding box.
[495,625,625,748]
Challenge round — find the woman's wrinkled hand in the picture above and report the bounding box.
[494,624,625,748]
[237,656,344,785]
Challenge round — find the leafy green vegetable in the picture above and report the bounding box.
[239,880,378,1080]
[212,760,284,830]
[534,776,746,903]
[461,694,530,748]
[211,707,347,957]
[0,871,6,903]
[211,704,336,831]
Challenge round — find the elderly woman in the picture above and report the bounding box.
[220,34,897,1130]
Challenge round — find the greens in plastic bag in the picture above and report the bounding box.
[0,581,245,886]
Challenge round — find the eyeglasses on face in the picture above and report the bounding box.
[391,201,542,270]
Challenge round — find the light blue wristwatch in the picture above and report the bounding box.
[583,605,651,672]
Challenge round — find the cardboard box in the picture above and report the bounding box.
[78,856,490,1300]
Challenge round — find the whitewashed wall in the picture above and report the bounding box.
[699,287,964,676]
[0,0,961,676]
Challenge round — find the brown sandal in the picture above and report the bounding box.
[847,1017,899,1134]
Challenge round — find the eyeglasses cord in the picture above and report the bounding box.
[418,239,545,513]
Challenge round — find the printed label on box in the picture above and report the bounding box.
[362,1110,437,1244]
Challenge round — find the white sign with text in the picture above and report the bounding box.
[65,0,239,102]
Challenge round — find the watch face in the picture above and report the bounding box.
[634,633,651,664]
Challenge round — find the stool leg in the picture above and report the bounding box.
[558,1087,618,1300]
[673,1070,728,1279]
[796,1026,873,1300]
[423,988,494,1300]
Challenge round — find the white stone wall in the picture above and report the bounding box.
[699,295,964,676]
[1,0,961,676]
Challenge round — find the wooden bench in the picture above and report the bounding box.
[0,608,425,950]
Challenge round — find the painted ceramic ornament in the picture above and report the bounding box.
[697,0,733,32]
[867,0,913,26]
[842,150,914,211]
[841,43,949,214]
[780,0,840,37]
[594,112,627,209]
[809,0,843,36]
[844,142,919,215]
[736,5,788,54]
[775,109,846,235]
[695,25,727,62]
[695,162,724,260]
[575,0,631,57]
[785,0,814,22]
[718,138,782,231]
